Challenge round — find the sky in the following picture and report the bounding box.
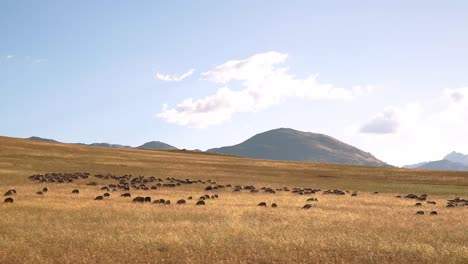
[1,1,468,166]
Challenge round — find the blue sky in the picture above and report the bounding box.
[1,1,468,166]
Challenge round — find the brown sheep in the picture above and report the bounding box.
[94,196,104,200]
[144,197,152,203]
[72,189,80,194]
[416,211,424,215]
[42,187,48,193]
[36,191,43,195]
[258,202,267,207]
[271,203,278,208]
[121,193,131,197]
[303,204,313,209]
[430,211,438,216]
[187,196,193,200]
[103,193,110,197]
[165,200,171,205]
[3,197,13,203]
[196,200,205,205]
[4,190,15,196]
[177,199,186,205]
[132,197,145,203]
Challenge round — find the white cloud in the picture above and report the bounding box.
[156,68,195,82]
[360,108,399,134]
[6,55,14,59]
[349,87,468,166]
[158,51,372,127]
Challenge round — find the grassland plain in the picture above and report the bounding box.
[0,136,467,264]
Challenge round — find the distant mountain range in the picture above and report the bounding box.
[27,129,389,167]
[207,128,389,167]
[404,151,468,171]
[27,137,178,150]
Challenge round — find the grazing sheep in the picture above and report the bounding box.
[3,197,13,203]
[121,193,131,197]
[177,199,186,205]
[306,198,318,202]
[258,202,267,207]
[165,200,171,205]
[36,191,43,195]
[4,190,15,196]
[103,193,110,197]
[158,199,166,204]
[42,187,48,192]
[100,186,110,191]
[94,196,104,200]
[271,203,278,208]
[144,197,152,203]
[373,192,379,194]
[132,197,145,203]
[395,195,402,198]
[303,204,313,209]
[416,211,424,215]
[72,189,79,194]
[187,196,193,200]
[430,211,438,216]
[427,201,436,205]
[415,203,422,206]
[196,200,205,205]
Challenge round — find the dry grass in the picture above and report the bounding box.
[0,136,467,263]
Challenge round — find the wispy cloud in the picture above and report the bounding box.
[6,55,14,59]
[158,51,372,127]
[156,68,195,82]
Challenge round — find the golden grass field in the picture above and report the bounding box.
[0,136,467,264]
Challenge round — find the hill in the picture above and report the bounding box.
[137,141,178,150]
[207,128,388,167]
[27,136,61,143]
[1,135,467,194]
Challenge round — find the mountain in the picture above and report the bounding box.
[415,159,468,171]
[27,136,175,150]
[87,143,132,149]
[404,151,468,171]
[137,141,178,150]
[403,161,429,169]
[207,128,388,166]
[27,136,61,143]
[443,151,468,166]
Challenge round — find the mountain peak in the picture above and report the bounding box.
[443,151,468,165]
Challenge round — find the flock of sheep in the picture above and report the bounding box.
[2,172,467,216]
